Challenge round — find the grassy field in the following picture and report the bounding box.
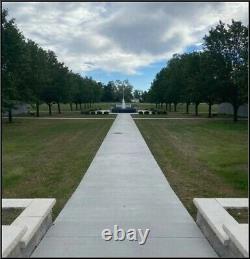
[132,113,231,119]
[14,112,116,118]
[2,118,114,219]
[135,119,248,219]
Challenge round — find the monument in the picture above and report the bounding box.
[121,87,126,109]
[111,86,136,113]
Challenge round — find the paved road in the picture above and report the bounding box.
[32,114,217,257]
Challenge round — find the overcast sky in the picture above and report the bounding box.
[3,2,248,90]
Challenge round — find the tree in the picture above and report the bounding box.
[165,54,185,112]
[2,9,27,122]
[102,81,116,102]
[150,68,168,108]
[23,40,51,117]
[204,20,248,121]
[182,52,205,116]
[53,62,69,114]
[133,90,143,101]
[199,51,226,117]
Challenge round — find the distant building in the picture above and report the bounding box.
[218,102,248,117]
[131,98,140,103]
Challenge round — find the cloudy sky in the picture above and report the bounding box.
[3,2,248,90]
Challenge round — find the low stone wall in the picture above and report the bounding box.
[196,212,243,257]
[218,103,248,117]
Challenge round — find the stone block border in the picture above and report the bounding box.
[2,198,56,258]
[193,198,248,257]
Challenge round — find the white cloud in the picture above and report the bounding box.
[3,2,249,75]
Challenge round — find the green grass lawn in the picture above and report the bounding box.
[14,112,116,118]
[2,118,114,219]
[132,113,226,119]
[135,119,248,218]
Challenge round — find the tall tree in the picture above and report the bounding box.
[183,52,205,116]
[2,9,27,122]
[204,20,248,121]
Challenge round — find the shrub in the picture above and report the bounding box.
[97,111,102,115]
[104,111,109,115]
[139,111,143,115]
[90,111,96,115]
[144,111,149,115]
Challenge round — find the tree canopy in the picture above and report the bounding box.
[147,19,248,121]
[1,9,134,121]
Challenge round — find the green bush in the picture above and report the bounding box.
[139,111,143,115]
[104,111,109,115]
[144,111,150,115]
[97,111,102,115]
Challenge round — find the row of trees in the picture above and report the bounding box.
[147,20,248,121]
[2,9,134,122]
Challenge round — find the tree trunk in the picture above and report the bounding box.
[8,108,12,123]
[169,103,172,112]
[208,102,212,118]
[195,103,199,116]
[186,102,189,114]
[57,103,61,114]
[160,103,163,108]
[75,103,77,110]
[165,103,168,111]
[155,103,157,108]
[70,103,72,111]
[174,103,177,112]
[80,103,82,110]
[233,104,238,122]
[48,103,52,116]
[36,102,40,117]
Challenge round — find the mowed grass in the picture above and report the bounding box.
[15,112,116,118]
[2,118,114,219]
[135,119,248,218]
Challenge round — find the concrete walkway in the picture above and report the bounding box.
[32,114,217,257]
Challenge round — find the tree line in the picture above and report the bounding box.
[2,9,134,122]
[147,20,248,121]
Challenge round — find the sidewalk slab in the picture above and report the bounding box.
[32,114,217,257]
